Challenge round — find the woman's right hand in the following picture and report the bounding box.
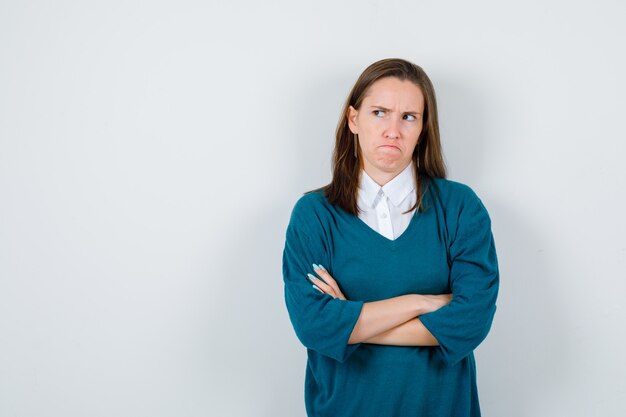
[415,294,452,315]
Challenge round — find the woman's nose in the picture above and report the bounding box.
[384,117,401,139]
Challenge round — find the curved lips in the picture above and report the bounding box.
[379,144,401,150]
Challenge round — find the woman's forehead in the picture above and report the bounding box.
[362,78,424,108]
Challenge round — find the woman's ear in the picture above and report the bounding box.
[347,105,358,134]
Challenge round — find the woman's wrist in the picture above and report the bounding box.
[412,294,427,316]
[412,293,453,316]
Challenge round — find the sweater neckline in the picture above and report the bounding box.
[350,207,421,247]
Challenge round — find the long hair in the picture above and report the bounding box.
[309,58,447,215]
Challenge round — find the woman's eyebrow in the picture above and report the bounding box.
[369,105,421,114]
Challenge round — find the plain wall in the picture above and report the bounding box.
[1,1,625,416]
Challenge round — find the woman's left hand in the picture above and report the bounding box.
[307,264,347,300]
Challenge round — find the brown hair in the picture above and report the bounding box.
[308,58,447,215]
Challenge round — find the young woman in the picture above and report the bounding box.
[282,58,499,416]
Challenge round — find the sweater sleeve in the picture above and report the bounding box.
[282,197,364,363]
[419,188,499,366]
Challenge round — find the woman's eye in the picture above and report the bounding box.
[404,114,417,121]
[373,110,385,117]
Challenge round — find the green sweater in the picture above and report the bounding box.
[282,177,499,417]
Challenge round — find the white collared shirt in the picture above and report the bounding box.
[357,161,417,240]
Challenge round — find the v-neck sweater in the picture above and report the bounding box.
[282,177,499,417]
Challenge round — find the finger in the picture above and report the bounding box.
[312,265,337,286]
[312,266,347,300]
[313,267,343,297]
[312,273,346,300]
[311,264,331,282]
[307,273,336,297]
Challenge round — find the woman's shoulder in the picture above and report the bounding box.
[292,188,329,212]
[428,177,488,214]
[430,177,477,197]
[287,188,334,229]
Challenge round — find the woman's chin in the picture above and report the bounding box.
[375,157,408,171]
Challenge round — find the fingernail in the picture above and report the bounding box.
[318,264,327,271]
[307,273,316,281]
[312,264,320,270]
[312,284,322,292]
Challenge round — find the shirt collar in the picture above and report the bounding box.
[359,161,416,208]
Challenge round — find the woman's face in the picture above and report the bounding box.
[348,77,424,180]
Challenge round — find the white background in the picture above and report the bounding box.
[1,1,625,416]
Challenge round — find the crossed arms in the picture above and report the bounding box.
[308,264,451,346]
